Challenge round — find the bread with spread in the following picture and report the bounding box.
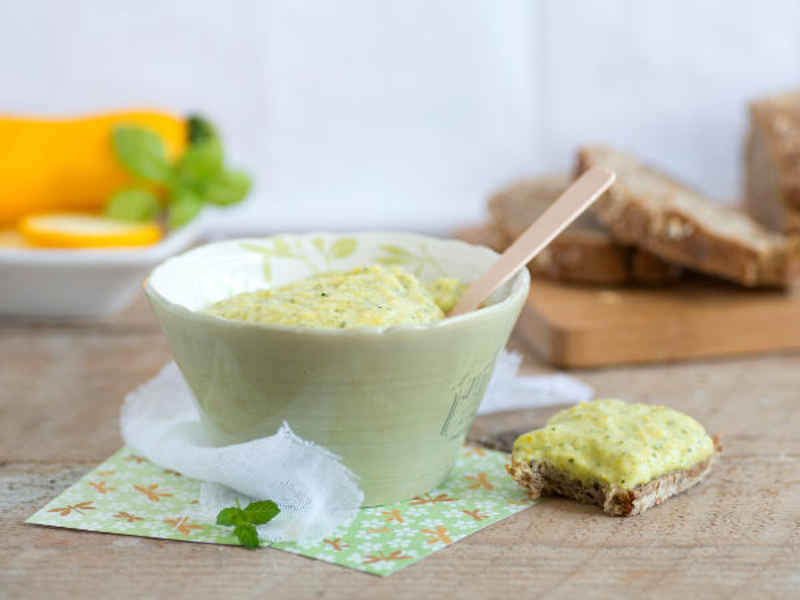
[508,399,721,516]
[578,145,800,287]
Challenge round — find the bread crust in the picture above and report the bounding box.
[578,146,800,287]
[749,91,800,211]
[508,437,721,517]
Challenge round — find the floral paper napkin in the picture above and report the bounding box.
[27,445,537,576]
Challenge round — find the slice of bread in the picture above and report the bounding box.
[454,224,508,254]
[578,145,800,287]
[508,436,721,517]
[746,91,800,233]
[486,176,681,285]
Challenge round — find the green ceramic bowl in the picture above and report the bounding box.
[145,232,529,505]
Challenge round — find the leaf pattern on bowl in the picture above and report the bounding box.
[375,244,446,277]
[240,236,358,283]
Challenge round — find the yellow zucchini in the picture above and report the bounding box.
[0,110,187,225]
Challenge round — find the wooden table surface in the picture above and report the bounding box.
[2,295,799,599]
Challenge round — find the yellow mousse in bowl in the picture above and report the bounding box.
[205,264,466,329]
[512,399,716,490]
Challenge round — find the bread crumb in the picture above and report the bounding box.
[664,217,694,240]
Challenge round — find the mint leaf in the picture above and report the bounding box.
[112,125,171,183]
[216,507,245,527]
[104,188,161,222]
[204,170,251,206]
[216,497,277,549]
[243,500,280,525]
[168,188,203,228]
[177,138,223,182]
[233,523,260,549]
[187,115,217,145]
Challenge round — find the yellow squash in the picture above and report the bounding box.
[0,110,187,225]
[19,212,162,248]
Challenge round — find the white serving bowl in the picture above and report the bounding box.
[0,218,205,318]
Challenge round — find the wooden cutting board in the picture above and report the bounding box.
[514,275,800,368]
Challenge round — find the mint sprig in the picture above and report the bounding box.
[112,126,172,183]
[105,115,251,228]
[216,498,280,550]
[105,188,161,222]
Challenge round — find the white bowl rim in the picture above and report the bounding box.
[145,231,530,336]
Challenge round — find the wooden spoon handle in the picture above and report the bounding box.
[448,167,616,317]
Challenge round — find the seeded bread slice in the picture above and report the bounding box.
[578,145,800,287]
[746,91,800,233]
[507,437,721,517]
[487,176,681,285]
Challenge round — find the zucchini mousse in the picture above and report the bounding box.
[509,399,720,516]
[205,264,466,329]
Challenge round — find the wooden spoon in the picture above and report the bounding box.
[448,167,616,317]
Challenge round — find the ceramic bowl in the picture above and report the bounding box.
[145,232,529,505]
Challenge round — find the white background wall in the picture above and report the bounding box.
[1,0,798,234]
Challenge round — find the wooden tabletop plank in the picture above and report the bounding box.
[1,292,799,598]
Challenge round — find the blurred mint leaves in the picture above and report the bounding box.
[105,115,251,228]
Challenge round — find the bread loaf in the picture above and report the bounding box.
[746,91,800,233]
[486,176,680,285]
[578,145,799,287]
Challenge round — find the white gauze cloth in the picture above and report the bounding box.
[120,350,591,542]
[120,362,364,542]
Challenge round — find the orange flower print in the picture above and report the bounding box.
[462,508,489,521]
[162,469,182,477]
[88,481,116,494]
[463,447,486,457]
[464,472,493,490]
[113,511,144,523]
[421,526,452,545]
[126,454,147,464]
[164,517,203,535]
[508,499,532,506]
[410,493,458,505]
[381,508,404,523]
[47,501,96,516]
[323,538,349,551]
[134,484,173,502]
[362,550,412,565]
[96,470,116,476]
[366,527,391,534]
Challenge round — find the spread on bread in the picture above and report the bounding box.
[512,399,715,489]
[508,399,720,516]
